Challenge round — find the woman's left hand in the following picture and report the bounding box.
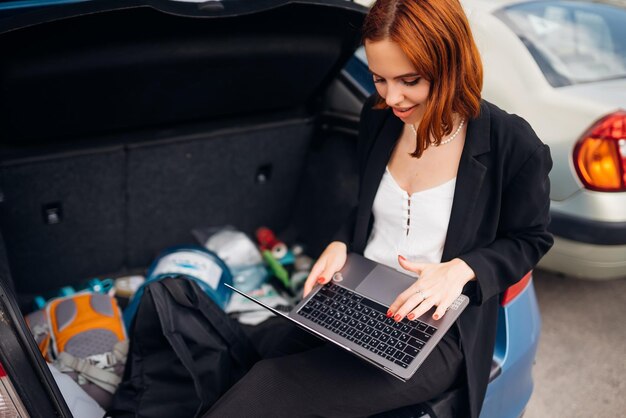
[387,256,476,322]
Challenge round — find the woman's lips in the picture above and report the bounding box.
[392,105,417,119]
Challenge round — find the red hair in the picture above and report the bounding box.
[362,0,483,157]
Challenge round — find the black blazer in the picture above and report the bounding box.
[335,95,553,418]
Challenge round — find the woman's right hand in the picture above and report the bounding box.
[302,241,348,298]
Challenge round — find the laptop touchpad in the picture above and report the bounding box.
[355,265,417,307]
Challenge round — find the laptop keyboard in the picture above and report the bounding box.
[297,283,437,369]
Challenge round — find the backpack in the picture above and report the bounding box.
[122,246,234,329]
[25,292,129,409]
[109,275,259,418]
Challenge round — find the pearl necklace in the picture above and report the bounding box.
[409,118,465,146]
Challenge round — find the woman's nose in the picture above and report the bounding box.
[385,84,403,108]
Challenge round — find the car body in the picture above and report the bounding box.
[0,1,539,418]
[463,0,626,280]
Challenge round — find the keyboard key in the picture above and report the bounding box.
[402,354,415,364]
[425,325,437,336]
[409,329,432,343]
[385,346,396,356]
[403,345,420,357]
[407,337,425,350]
[360,297,387,314]
[394,360,409,369]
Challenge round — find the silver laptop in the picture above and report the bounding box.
[226,252,469,381]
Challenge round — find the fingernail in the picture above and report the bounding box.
[394,314,401,322]
[407,313,415,320]
[433,314,439,320]
[317,277,326,284]
[398,255,406,261]
[386,310,394,318]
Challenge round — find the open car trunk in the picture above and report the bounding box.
[0,0,368,309]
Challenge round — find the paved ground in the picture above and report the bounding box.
[524,269,626,418]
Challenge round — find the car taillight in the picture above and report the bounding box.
[501,271,532,306]
[0,362,29,417]
[573,110,626,192]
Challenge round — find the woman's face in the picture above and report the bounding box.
[364,39,431,125]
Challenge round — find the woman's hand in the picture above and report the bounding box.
[302,241,348,298]
[387,256,475,322]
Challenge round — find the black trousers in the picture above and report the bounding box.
[204,316,464,418]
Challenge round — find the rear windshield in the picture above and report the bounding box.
[495,0,626,86]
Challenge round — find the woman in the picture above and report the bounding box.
[207,0,552,416]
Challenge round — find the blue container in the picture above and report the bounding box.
[123,245,233,328]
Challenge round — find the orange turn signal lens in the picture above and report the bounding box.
[574,111,626,192]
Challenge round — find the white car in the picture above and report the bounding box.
[458,0,626,280]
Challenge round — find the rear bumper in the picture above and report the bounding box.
[537,236,626,280]
[549,211,626,246]
[543,192,626,279]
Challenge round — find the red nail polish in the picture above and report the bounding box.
[317,277,326,284]
[398,255,406,261]
[407,313,415,320]
[433,314,439,320]
[386,310,393,318]
[394,314,401,322]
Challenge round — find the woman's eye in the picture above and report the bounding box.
[403,78,420,86]
[373,77,385,84]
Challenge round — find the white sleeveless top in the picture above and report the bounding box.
[363,166,456,276]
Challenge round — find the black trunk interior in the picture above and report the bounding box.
[0,1,367,308]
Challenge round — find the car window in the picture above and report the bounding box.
[496,0,626,86]
[345,46,376,95]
